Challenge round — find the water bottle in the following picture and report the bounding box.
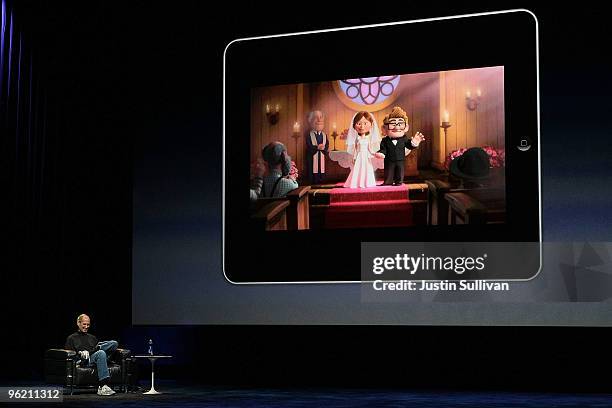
[147,339,153,356]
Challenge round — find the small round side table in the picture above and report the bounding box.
[133,355,173,395]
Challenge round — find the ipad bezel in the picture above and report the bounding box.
[223,9,541,284]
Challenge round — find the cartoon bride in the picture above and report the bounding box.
[343,111,381,188]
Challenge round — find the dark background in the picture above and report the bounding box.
[2,0,612,392]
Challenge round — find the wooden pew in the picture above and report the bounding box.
[445,190,506,225]
[250,200,290,231]
[426,178,505,226]
[251,186,311,230]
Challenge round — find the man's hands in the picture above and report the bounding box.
[79,350,90,360]
[412,132,425,146]
[317,143,324,150]
[375,152,385,159]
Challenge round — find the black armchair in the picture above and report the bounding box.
[44,348,137,394]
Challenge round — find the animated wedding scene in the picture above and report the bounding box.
[249,66,506,230]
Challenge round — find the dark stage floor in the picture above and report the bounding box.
[9,382,612,407]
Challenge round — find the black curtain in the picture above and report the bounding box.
[1,0,131,380]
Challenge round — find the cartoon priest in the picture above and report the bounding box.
[305,110,329,185]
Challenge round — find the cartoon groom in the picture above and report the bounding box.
[375,106,425,185]
[305,110,329,185]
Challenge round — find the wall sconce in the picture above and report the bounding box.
[265,104,280,125]
[465,89,482,111]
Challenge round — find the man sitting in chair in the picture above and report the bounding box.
[64,314,118,396]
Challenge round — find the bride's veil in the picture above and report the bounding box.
[345,111,382,156]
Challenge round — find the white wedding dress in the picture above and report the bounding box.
[343,135,377,188]
[343,112,381,189]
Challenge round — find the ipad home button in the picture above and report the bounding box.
[517,137,532,151]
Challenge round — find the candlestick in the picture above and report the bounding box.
[291,123,302,168]
[440,120,452,167]
[440,121,452,139]
[331,129,338,151]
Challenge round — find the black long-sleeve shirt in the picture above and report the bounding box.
[65,331,98,354]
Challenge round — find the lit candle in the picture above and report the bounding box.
[275,104,280,113]
[266,104,270,113]
[466,90,471,98]
[293,122,300,133]
[476,89,482,97]
[332,122,337,130]
[443,110,449,123]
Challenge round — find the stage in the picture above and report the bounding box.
[15,381,612,407]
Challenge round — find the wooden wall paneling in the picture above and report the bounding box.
[251,67,505,170]
[478,70,487,146]
[422,75,435,168]
[458,70,467,150]
[265,88,271,148]
[282,85,290,147]
[412,75,423,170]
[282,85,290,152]
[286,85,296,165]
[334,85,341,151]
[338,90,346,152]
[302,83,313,176]
[421,73,437,168]
[486,80,496,147]
[498,68,505,148]
[262,86,271,157]
[435,71,446,168]
[466,69,477,148]
[449,72,465,153]
[480,67,499,148]
[485,69,497,147]
[446,72,459,155]
[464,70,471,147]
[432,75,440,165]
[259,87,266,159]
[296,84,304,170]
[279,86,286,155]
[475,67,488,147]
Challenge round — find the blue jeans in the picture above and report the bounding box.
[86,340,118,381]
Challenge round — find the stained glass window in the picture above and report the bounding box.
[338,76,400,106]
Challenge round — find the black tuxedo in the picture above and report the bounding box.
[378,136,417,185]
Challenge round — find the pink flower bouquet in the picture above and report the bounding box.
[288,160,299,181]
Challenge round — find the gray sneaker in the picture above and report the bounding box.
[97,385,116,396]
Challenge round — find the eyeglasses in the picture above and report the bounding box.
[386,121,406,129]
